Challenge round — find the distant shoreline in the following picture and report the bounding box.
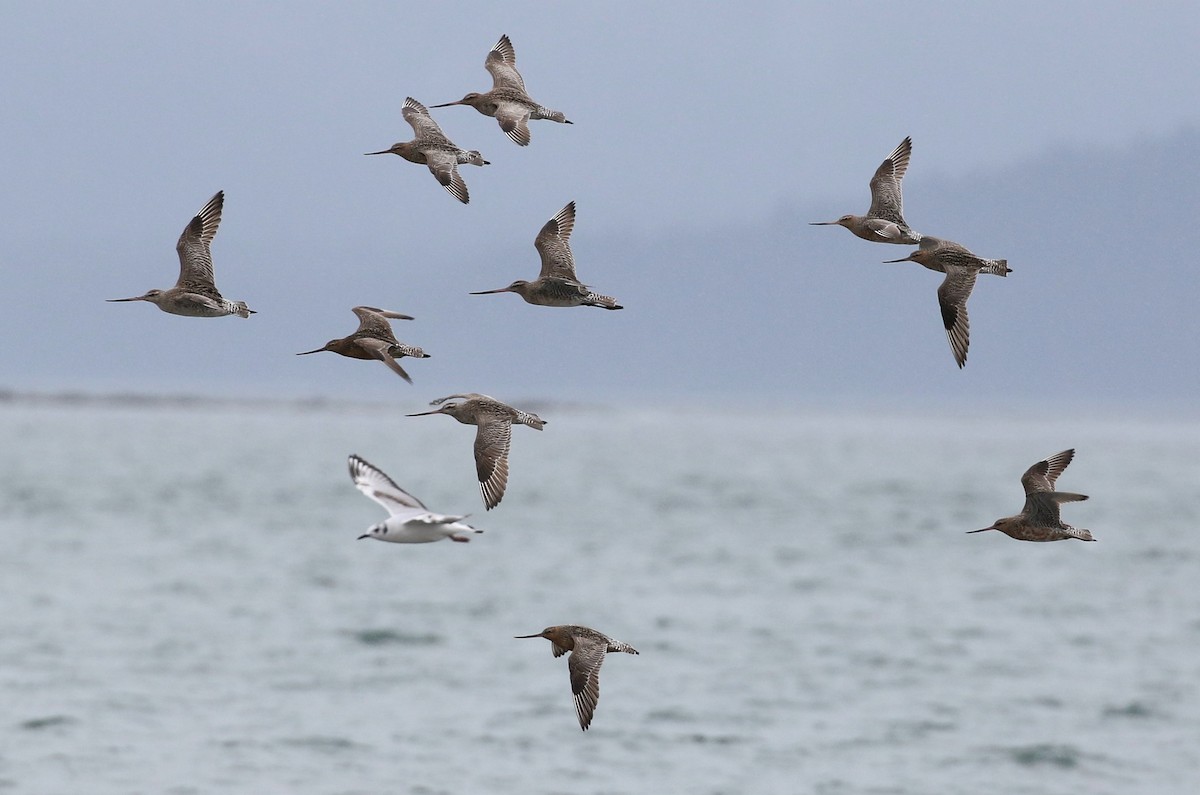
[0,389,586,415]
[0,388,360,413]
[2,388,1197,425]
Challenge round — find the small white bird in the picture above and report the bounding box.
[348,454,483,543]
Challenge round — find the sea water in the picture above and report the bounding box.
[1,400,1197,794]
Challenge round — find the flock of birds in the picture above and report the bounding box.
[805,136,1095,544]
[103,34,1094,731]
[810,135,1012,368]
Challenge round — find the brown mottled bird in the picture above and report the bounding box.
[969,449,1095,542]
[431,34,572,147]
[406,394,545,510]
[810,136,922,244]
[884,236,1011,368]
[365,97,489,204]
[515,625,638,730]
[470,201,622,309]
[107,190,254,318]
[297,306,428,383]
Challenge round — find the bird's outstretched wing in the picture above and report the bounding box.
[175,191,224,292]
[348,454,428,514]
[535,201,578,280]
[486,34,526,92]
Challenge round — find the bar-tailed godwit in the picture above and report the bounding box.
[811,136,922,244]
[431,34,571,147]
[514,625,638,731]
[366,97,489,204]
[107,191,254,318]
[884,236,1011,368]
[470,201,622,309]
[297,306,429,383]
[406,394,545,510]
[969,449,1094,541]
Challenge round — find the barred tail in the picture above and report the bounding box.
[392,344,430,359]
[585,292,623,310]
[515,410,546,430]
[229,300,254,318]
[534,106,571,124]
[1065,525,1095,542]
[981,259,1011,277]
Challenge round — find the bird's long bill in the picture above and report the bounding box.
[882,255,915,263]
[356,533,371,540]
[428,100,464,108]
[363,149,391,156]
[966,526,997,534]
[468,287,511,295]
[405,409,442,417]
[295,347,325,355]
[808,221,838,226]
[106,296,145,302]
[513,633,544,639]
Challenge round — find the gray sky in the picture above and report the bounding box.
[2,2,1198,408]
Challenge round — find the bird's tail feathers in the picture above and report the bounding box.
[534,106,571,124]
[391,343,430,359]
[585,292,623,310]
[981,259,1011,277]
[1064,525,1095,541]
[516,410,546,430]
[227,300,254,318]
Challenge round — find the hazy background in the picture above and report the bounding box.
[3,6,1199,794]
[1,1,1198,410]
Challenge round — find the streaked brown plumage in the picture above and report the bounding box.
[810,136,922,244]
[297,306,428,383]
[470,201,622,309]
[107,190,254,318]
[969,449,1095,542]
[431,34,572,146]
[884,236,1011,368]
[406,393,545,510]
[515,625,638,731]
[365,97,489,204]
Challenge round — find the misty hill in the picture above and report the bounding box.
[604,127,1199,409]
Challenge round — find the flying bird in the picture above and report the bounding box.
[811,136,922,244]
[470,201,622,309]
[884,236,1010,368]
[431,34,572,146]
[107,191,254,317]
[366,97,489,204]
[348,454,482,543]
[514,625,638,731]
[406,393,545,510]
[969,449,1094,542]
[297,306,429,383]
